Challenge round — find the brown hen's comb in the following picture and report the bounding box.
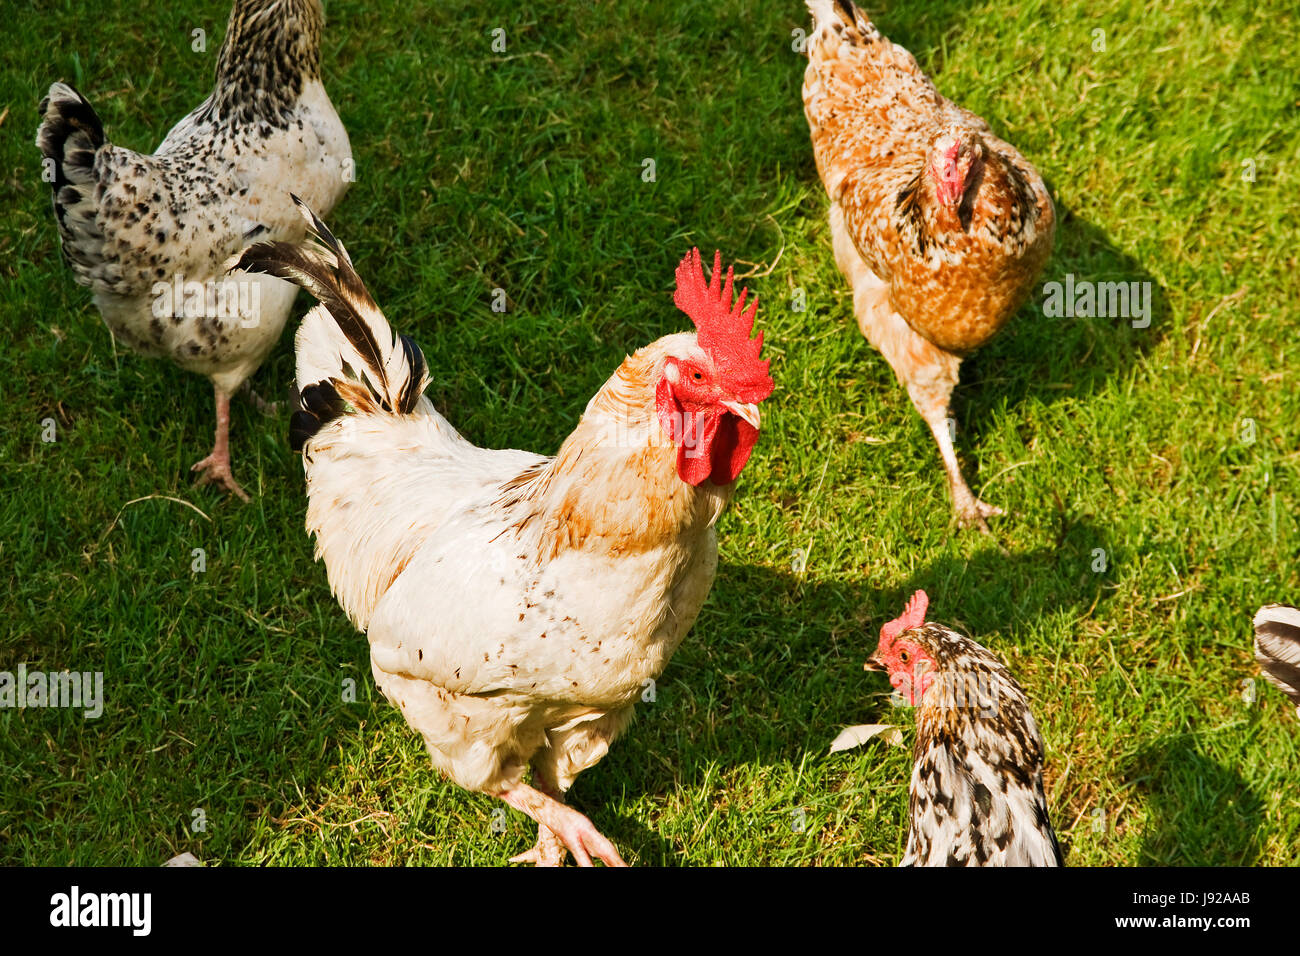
[673,249,774,404]
[881,590,929,643]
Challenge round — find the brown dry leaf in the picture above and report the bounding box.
[828,723,904,754]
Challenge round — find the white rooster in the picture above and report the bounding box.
[36,0,351,499]
[232,200,776,865]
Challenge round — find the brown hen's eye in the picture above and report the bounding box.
[692,371,703,381]
[898,651,910,664]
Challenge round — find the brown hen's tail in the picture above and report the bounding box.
[805,0,880,52]
[1253,605,1300,716]
[802,0,889,140]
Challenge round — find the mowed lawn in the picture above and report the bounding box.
[2,0,1297,866]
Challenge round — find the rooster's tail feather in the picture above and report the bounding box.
[36,82,108,276]
[1253,604,1300,715]
[229,196,429,451]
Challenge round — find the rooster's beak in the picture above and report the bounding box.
[721,400,761,430]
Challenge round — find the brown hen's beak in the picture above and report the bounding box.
[721,400,761,430]
[863,655,885,673]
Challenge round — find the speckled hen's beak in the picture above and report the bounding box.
[863,655,885,673]
[721,400,761,430]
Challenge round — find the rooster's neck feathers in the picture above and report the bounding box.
[206,0,325,127]
[497,334,730,562]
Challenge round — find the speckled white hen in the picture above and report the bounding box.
[866,591,1063,866]
[36,0,351,499]
[233,204,775,866]
[1253,605,1300,719]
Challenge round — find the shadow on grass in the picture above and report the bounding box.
[961,201,1170,449]
[597,519,1115,864]
[1126,734,1264,866]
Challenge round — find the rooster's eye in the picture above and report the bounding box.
[692,371,703,381]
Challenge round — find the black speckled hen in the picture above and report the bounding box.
[36,0,351,498]
[866,590,1063,866]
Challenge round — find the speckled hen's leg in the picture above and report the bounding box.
[498,782,626,868]
[191,386,249,501]
[240,381,283,417]
[831,201,1001,533]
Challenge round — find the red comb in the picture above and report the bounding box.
[673,249,774,404]
[881,590,929,643]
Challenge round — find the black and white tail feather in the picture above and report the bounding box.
[35,82,108,279]
[1253,605,1300,718]
[228,195,428,452]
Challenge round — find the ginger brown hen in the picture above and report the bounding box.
[803,0,1055,530]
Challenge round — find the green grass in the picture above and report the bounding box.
[2,0,1298,866]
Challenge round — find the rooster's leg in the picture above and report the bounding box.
[926,413,1002,533]
[507,771,567,867]
[191,386,250,501]
[498,782,626,868]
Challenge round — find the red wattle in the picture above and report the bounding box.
[657,382,761,487]
[708,415,758,485]
[677,410,719,487]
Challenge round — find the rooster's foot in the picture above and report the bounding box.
[510,824,567,867]
[498,783,628,867]
[544,805,626,868]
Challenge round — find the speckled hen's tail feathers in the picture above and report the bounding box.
[1253,604,1300,715]
[36,82,107,276]
[228,196,429,452]
[802,0,891,137]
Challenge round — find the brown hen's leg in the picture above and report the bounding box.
[926,413,1003,533]
[498,782,626,868]
[191,386,249,501]
[507,770,567,867]
[829,202,1000,533]
[892,342,1004,533]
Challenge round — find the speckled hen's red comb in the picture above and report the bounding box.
[881,590,929,643]
[674,249,774,404]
